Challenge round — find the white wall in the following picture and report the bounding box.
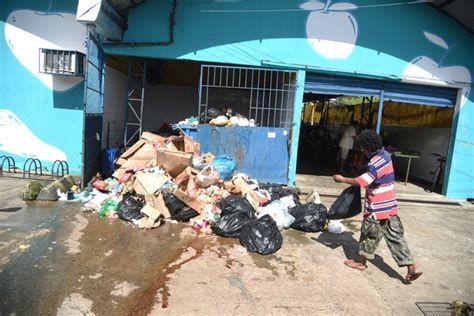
[384,126,451,183]
[103,67,128,148]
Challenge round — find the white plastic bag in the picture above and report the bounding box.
[328,221,346,234]
[257,200,295,230]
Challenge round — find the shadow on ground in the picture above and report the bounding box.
[312,232,406,283]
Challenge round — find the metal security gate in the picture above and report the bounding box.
[198,65,297,128]
[197,65,297,183]
[82,32,105,187]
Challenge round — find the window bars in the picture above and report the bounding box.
[39,49,85,76]
[199,65,297,128]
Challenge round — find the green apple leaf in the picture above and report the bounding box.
[423,31,449,50]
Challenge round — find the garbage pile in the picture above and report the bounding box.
[75,131,361,255]
[177,107,257,127]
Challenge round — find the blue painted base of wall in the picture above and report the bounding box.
[195,125,289,184]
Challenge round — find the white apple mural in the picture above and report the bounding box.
[402,31,471,107]
[300,0,358,59]
[0,110,67,161]
[4,10,87,92]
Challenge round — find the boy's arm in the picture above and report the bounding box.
[333,175,360,186]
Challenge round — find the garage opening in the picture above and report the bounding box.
[298,73,458,193]
[99,56,297,184]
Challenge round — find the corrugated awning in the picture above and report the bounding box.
[429,0,474,34]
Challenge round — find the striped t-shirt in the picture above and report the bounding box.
[356,148,398,220]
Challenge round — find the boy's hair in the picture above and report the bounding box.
[356,130,383,153]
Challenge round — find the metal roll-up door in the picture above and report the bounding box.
[304,73,458,107]
[305,73,382,97]
[383,81,457,107]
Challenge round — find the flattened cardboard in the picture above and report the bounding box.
[141,131,165,143]
[173,187,205,213]
[112,168,126,180]
[136,216,162,229]
[132,178,147,196]
[132,143,155,161]
[140,204,162,220]
[115,157,128,166]
[135,173,168,194]
[121,139,146,159]
[156,148,192,171]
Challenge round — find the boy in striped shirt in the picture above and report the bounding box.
[333,130,422,282]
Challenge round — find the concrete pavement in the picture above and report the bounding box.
[0,177,473,315]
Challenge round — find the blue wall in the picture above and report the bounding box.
[0,0,85,174]
[105,0,473,198]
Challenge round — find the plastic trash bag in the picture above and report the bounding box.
[259,184,300,206]
[328,186,361,220]
[163,193,199,222]
[207,107,224,119]
[196,166,220,188]
[117,193,145,222]
[211,155,237,180]
[328,221,346,234]
[258,200,295,230]
[212,195,255,237]
[289,203,328,232]
[239,215,283,255]
[217,195,254,217]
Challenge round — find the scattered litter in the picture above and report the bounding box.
[328,221,346,234]
[19,244,29,250]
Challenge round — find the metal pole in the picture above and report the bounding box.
[376,89,384,134]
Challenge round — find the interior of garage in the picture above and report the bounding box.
[296,92,455,193]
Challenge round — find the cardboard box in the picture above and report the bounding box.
[135,173,169,194]
[156,148,192,171]
[173,187,206,213]
[145,194,171,218]
[171,136,201,155]
[131,143,155,161]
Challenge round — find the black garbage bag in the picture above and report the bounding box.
[207,107,224,118]
[259,184,301,206]
[328,186,362,220]
[117,193,145,222]
[239,215,283,255]
[211,195,255,237]
[289,203,328,232]
[163,193,199,222]
[217,195,254,217]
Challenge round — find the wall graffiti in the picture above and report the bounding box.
[0,110,67,162]
[402,31,471,107]
[4,9,86,92]
[300,0,358,59]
